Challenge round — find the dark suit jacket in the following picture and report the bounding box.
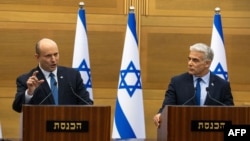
[158,72,234,113]
[12,66,93,113]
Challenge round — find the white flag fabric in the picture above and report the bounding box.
[72,3,93,100]
[112,7,145,139]
[210,8,229,81]
[0,122,3,139]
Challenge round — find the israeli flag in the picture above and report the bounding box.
[0,122,2,139]
[72,2,93,100]
[112,6,146,139]
[210,7,229,81]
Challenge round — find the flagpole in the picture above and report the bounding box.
[72,1,93,100]
[112,6,145,139]
[210,7,229,81]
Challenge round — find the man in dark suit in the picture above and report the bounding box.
[153,43,234,127]
[12,38,93,113]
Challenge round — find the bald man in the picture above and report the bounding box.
[13,38,93,113]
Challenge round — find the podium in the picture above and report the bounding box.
[157,106,250,141]
[22,105,111,141]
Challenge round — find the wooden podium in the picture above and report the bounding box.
[157,106,250,141]
[22,105,111,141]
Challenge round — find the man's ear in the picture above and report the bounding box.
[34,53,39,59]
[206,60,212,67]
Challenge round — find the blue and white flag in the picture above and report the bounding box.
[112,6,145,139]
[210,7,229,81]
[0,122,2,139]
[72,2,93,100]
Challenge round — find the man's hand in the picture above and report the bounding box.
[153,113,161,128]
[26,71,44,95]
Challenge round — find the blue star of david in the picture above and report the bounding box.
[119,61,142,97]
[212,63,228,81]
[74,59,92,88]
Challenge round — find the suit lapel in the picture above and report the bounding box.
[56,67,67,102]
[204,73,216,104]
[185,73,196,104]
[186,73,195,95]
[36,67,55,104]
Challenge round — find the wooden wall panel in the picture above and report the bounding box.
[0,0,123,14]
[0,94,21,139]
[141,0,250,91]
[0,0,250,140]
[140,27,250,91]
[226,35,250,84]
[0,29,75,86]
[89,30,125,88]
[0,1,128,87]
[148,0,250,16]
[141,26,212,88]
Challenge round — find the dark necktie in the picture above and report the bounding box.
[49,73,58,105]
[196,78,202,105]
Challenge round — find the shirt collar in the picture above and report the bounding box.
[39,65,58,79]
[193,72,210,84]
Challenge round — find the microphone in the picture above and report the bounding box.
[39,92,52,105]
[206,87,226,106]
[39,81,57,105]
[69,83,92,105]
[182,87,196,105]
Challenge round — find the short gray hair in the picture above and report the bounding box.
[190,43,214,61]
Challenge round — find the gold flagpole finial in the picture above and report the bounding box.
[79,2,84,9]
[215,7,221,14]
[129,6,135,12]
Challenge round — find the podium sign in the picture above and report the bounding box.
[22,105,111,141]
[157,106,250,141]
